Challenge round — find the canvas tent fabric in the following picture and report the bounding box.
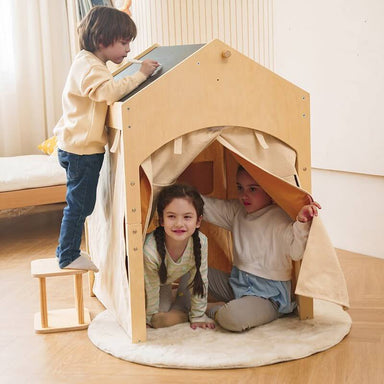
[87,125,349,339]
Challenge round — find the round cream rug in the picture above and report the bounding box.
[88,300,351,369]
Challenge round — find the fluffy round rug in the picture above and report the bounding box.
[88,300,351,369]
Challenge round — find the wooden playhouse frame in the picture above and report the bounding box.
[102,39,312,342]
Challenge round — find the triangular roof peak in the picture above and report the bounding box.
[108,39,310,187]
[113,39,305,102]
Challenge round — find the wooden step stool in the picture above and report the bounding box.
[31,258,91,333]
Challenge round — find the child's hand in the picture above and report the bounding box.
[140,59,160,77]
[297,195,322,223]
[190,321,215,330]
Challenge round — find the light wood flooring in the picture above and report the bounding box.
[0,206,383,384]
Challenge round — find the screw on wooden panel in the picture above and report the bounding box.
[127,107,130,110]
[302,114,306,117]
[222,50,231,58]
[132,208,136,212]
[130,181,135,186]
[133,247,138,251]
[303,167,307,171]
[128,125,131,128]
[132,229,137,234]
[302,96,306,100]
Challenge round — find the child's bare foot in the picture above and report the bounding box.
[151,310,188,328]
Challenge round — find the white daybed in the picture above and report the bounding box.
[0,155,66,211]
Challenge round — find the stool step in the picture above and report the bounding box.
[31,258,90,334]
[34,308,90,334]
[31,258,86,277]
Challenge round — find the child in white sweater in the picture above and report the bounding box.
[204,166,321,331]
[54,6,159,271]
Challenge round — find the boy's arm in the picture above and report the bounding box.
[296,199,321,223]
[81,64,148,105]
[288,220,312,260]
[285,197,321,260]
[202,196,238,230]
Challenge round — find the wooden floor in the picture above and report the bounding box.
[0,207,383,384]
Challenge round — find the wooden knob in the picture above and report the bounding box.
[222,50,231,58]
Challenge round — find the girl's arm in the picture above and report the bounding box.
[143,243,162,325]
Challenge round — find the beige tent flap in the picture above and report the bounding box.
[87,125,349,341]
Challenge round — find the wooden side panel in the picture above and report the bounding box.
[0,185,66,210]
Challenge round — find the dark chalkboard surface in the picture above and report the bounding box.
[115,44,205,101]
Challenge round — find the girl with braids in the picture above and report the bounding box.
[143,184,215,330]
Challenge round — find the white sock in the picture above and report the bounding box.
[63,252,99,272]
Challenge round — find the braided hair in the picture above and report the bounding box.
[154,184,205,297]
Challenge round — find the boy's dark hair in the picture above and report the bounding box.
[78,6,137,52]
[154,184,205,298]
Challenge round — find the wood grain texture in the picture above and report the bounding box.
[0,208,383,383]
[0,184,66,210]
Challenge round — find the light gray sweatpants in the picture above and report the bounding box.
[207,267,279,332]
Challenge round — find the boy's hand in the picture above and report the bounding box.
[140,59,160,77]
[190,321,215,330]
[297,195,322,223]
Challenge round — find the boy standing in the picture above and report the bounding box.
[54,6,159,271]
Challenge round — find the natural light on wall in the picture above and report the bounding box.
[0,2,15,85]
[0,0,71,157]
[130,0,274,69]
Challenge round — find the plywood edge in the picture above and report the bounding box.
[0,185,66,210]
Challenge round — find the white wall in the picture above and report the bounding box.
[129,0,384,258]
[130,0,274,67]
[273,0,384,258]
[312,169,384,258]
[273,0,384,176]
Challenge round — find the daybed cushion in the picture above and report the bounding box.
[0,155,66,192]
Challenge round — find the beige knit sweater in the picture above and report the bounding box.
[54,50,147,155]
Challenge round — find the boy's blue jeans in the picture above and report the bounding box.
[56,149,104,268]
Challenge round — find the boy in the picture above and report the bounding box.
[204,166,321,331]
[54,6,159,271]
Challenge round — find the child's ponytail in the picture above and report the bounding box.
[191,229,205,297]
[154,226,167,284]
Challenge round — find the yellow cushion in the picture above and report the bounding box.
[38,136,58,155]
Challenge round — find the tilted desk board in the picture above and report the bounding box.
[115,44,205,101]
